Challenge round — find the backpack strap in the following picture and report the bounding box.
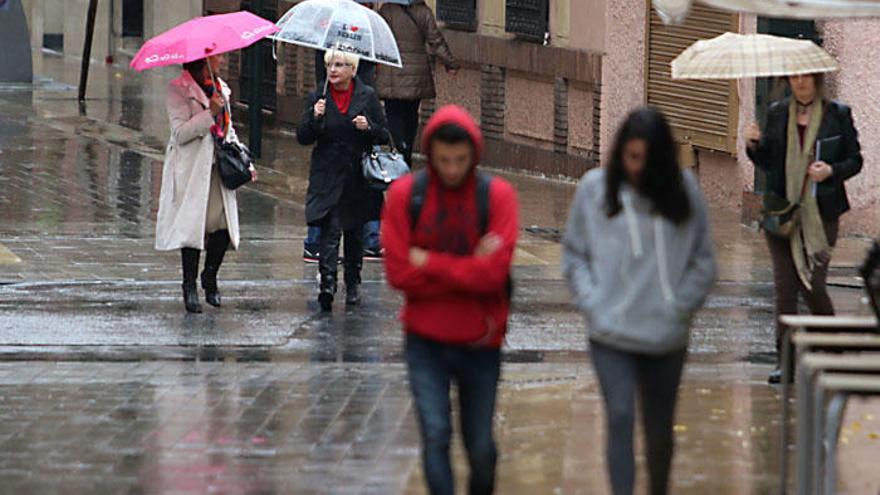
[409,169,430,232]
[476,172,492,235]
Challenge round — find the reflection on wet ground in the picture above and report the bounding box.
[0,52,878,494]
[0,362,788,495]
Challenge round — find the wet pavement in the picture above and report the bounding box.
[0,51,879,494]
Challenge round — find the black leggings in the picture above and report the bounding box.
[317,206,364,292]
[590,341,686,495]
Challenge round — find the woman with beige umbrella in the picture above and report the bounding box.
[672,32,864,383]
[746,73,863,384]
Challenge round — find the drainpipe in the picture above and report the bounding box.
[78,0,99,103]
[106,0,115,64]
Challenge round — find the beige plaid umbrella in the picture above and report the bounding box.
[671,32,839,80]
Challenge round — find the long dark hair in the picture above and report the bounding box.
[606,106,691,224]
[183,59,208,84]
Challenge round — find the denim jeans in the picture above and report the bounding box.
[405,333,501,495]
[363,220,381,251]
[305,226,321,253]
[305,223,380,253]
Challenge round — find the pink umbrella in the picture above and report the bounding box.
[130,11,279,71]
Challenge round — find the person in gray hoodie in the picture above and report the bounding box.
[562,107,717,495]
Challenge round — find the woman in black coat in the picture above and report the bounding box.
[297,50,387,312]
[746,73,863,383]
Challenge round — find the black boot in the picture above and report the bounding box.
[318,244,339,313]
[181,248,202,314]
[202,230,230,307]
[318,269,336,312]
[343,228,364,308]
[345,284,360,306]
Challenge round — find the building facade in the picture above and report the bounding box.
[21,0,203,61]
[205,0,604,178]
[605,1,880,236]
[20,0,879,235]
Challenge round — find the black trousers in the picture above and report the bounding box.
[317,206,364,293]
[766,219,839,354]
[384,99,421,167]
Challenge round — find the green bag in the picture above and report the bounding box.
[760,191,802,239]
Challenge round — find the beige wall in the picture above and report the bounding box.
[549,0,570,46]
[505,73,555,148]
[144,0,203,40]
[570,0,606,53]
[20,0,45,48]
[478,0,506,37]
[63,0,111,59]
[23,0,200,61]
[822,19,880,237]
[43,0,63,34]
[600,0,647,157]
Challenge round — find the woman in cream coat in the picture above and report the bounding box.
[155,54,253,313]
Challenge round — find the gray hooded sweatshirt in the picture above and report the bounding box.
[562,168,718,355]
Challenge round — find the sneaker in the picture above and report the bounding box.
[303,248,320,264]
[363,247,384,262]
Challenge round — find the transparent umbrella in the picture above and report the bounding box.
[272,0,402,68]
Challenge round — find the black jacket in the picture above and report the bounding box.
[297,77,388,228]
[747,98,863,221]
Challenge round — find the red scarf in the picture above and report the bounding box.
[200,77,229,138]
[330,81,355,115]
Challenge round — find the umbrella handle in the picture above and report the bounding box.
[272,39,278,62]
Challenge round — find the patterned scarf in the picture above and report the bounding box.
[199,77,229,139]
[785,99,829,290]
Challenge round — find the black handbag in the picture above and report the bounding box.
[362,131,410,191]
[216,138,253,190]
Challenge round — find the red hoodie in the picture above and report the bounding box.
[382,105,520,348]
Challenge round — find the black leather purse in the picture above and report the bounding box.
[216,138,253,190]
[362,130,410,191]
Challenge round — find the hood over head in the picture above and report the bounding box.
[421,104,484,172]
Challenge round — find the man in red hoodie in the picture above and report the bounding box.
[382,105,519,495]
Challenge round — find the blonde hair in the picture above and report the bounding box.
[324,49,360,74]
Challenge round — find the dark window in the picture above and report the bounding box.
[122,0,143,38]
[505,0,548,43]
[240,0,278,111]
[437,0,478,32]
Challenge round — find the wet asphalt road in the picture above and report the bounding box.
[0,52,878,494]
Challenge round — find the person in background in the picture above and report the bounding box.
[305,2,378,264]
[746,73,863,384]
[563,107,717,495]
[155,55,255,313]
[376,0,458,168]
[382,105,519,495]
[371,0,459,263]
[297,49,387,312]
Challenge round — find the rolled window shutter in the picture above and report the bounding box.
[647,4,739,153]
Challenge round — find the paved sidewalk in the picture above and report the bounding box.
[0,51,878,494]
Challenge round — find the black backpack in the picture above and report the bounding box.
[408,169,513,299]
